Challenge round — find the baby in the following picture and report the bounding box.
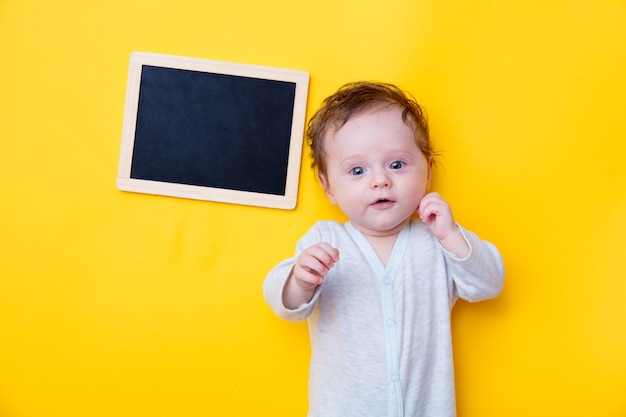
[263,81,504,417]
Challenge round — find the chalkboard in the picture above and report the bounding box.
[117,52,309,209]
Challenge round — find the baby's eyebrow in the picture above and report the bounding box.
[380,152,417,162]
[338,155,367,167]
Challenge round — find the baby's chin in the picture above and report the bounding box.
[352,217,412,238]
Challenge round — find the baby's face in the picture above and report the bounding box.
[319,106,431,238]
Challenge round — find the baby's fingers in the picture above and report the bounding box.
[294,243,339,287]
[305,243,339,273]
[417,192,443,217]
[293,265,324,288]
[417,192,458,239]
[315,242,340,266]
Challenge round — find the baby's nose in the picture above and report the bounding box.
[371,171,391,188]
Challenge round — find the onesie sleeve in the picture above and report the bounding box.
[262,224,325,322]
[440,225,504,303]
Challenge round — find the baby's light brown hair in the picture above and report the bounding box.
[306,81,434,178]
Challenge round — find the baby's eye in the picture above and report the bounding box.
[350,166,365,176]
[389,161,405,170]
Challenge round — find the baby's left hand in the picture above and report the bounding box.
[417,192,470,258]
[417,192,457,240]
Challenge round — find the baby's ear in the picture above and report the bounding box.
[426,158,434,189]
[318,172,337,204]
[428,158,433,179]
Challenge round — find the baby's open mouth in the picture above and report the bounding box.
[372,199,394,207]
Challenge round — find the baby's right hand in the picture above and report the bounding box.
[293,242,340,290]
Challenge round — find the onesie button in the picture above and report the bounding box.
[384,278,392,286]
[391,373,400,382]
[386,318,395,327]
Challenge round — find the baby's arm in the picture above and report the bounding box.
[283,242,339,309]
[417,192,470,258]
[419,192,504,301]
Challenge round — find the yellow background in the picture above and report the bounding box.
[1,0,625,416]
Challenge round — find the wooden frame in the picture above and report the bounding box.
[117,52,309,209]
